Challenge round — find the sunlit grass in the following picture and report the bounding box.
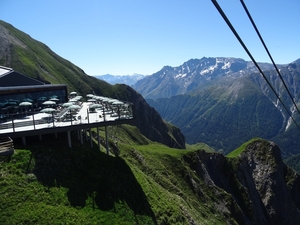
[226,137,263,158]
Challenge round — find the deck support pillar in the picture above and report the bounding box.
[105,126,109,155]
[77,130,80,140]
[90,128,93,148]
[67,131,72,148]
[80,129,83,145]
[97,127,100,152]
[22,136,26,145]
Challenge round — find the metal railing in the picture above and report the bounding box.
[0,103,134,134]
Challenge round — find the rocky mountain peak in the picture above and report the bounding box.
[133,57,273,99]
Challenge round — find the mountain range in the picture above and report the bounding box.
[133,57,300,157]
[95,73,145,85]
[133,57,279,99]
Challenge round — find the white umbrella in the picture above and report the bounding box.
[89,104,102,109]
[86,94,94,98]
[62,102,74,107]
[42,100,56,105]
[70,91,77,95]
[112,101,124,105]
[49,98,59,101]
[68,105,81,110]
[19,102,32,106]
[40,108,56,113]
[75,95,83,99]
[68,99,78,102]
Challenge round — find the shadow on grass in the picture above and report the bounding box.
[26,134,157,224]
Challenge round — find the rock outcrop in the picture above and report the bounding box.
[185,139,300,224]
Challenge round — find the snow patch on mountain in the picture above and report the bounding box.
[175,73,187,79]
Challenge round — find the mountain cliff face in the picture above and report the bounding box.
[147,75,284,154]
[110,84,185,148]
[183,139,300,224]
[133,57,276,99]
[0,20,185,149]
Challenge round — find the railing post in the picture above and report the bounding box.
[32,113,36,130]
[52,112,55,127]
[87,108,90,124]
[11,115,15,132]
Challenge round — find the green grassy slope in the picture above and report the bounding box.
[1,126,299,224]
[0,126,225,225]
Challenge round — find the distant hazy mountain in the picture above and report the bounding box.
[95,74,145,86]
[133,57,276,99]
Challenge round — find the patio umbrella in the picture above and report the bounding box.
[19,101,32,115]
[112,101,124,105]
[68,105,81,110]
[62,102,74,108]
[42,100,56,105]
[19,102,32,106]
[68,98,78,102]
[40,108,55,123]
[70,91,77,95]
[89,104,102,109]
[49,98,59,101]
[86,94,94,98]
[40,108,56,113]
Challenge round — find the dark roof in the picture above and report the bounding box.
[0,84,67,96]
[0,66,45,87]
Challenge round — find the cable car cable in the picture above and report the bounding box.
[240,0,300,116]
[211,0,300,130]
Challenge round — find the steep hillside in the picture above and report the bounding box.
[0,20,185,149]
[1,133,299,224]
[147,76,284,154]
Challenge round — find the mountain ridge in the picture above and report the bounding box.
[133,57,279,99]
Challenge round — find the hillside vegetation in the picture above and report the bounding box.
[1,126,300,224]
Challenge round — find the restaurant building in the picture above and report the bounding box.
[0,66,68,116]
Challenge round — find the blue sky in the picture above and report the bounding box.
[1,0,299,75]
